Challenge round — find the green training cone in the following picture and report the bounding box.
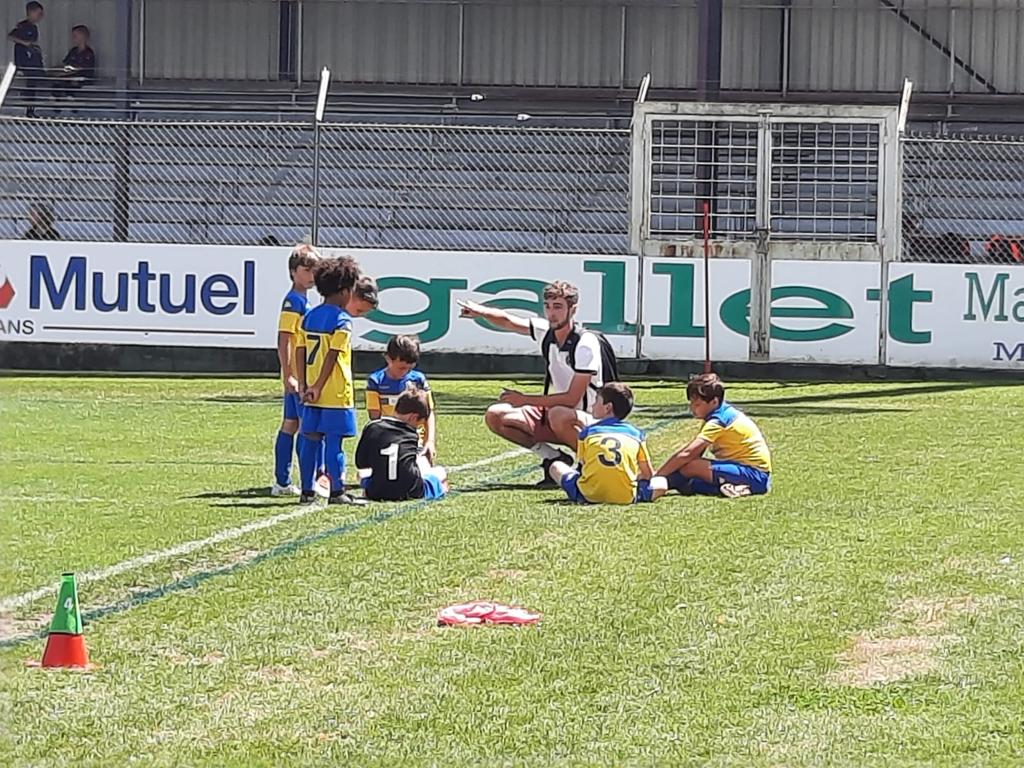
[49,573,83,635]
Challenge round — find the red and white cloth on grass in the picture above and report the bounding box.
[437,601,541,626]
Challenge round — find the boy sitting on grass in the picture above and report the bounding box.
[650,373,772,499]
[356,389,448,502]
[366,335,438,464]
[544,382,654,505]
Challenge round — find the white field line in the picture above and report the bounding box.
[0,448,532,613]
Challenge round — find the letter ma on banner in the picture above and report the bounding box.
[886,263,1024,370]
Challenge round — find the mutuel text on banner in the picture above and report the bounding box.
[0,242,278,347]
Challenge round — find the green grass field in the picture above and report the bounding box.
[2,376,1024,766]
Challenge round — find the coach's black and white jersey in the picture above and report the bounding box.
[529,318,605,412]
[355,417,424,501]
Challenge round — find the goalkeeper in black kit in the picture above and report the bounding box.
[356,388,449,501]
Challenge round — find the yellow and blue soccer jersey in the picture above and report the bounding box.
[299,304,354,409]
[366,367,434,441]
[697,401,772,473]
[277,289,310,346]
[576,418,650,505]
[366,368,433,417]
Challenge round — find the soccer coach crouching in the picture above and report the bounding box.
[458,280,619,487]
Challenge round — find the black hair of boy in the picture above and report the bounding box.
[598,382,634,420]
[686,373,725,403]
[395,388,431,421]
[313,256,360,298]
[386,335,421,365]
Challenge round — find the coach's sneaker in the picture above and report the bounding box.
[328,491,368,507]
[536,451,574,488]
[271,482,301,497]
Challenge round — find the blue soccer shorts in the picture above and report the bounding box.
[301,406,358,437]
[559,471,654,504]
[667,461,771,497]
[420,467,446,500]
[283,392,303,421]
[560,470,589,504]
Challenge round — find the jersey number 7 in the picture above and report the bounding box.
[305,334,322,366]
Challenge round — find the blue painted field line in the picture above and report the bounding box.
[2,417,680,650]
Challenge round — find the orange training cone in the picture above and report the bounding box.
[39,573,91,669]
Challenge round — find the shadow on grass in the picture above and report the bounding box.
[456,482,553,495]
[207,501,304,510]
[186,487,272,500]
[201,393,282,405]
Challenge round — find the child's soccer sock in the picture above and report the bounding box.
[298,435,321,493]
[324,434,345,493]
[274,431,295,487]
[530,443,561,461]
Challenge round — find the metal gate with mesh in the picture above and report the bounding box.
[630,102,900,364]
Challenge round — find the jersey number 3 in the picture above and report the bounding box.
[597,436,623,467]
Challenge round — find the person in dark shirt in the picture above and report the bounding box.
[23,203,59,240]
[355,389,449,502]
[55,24,96,98]
[8,2,45,115]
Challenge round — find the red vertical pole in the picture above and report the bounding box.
[703,201,712,374]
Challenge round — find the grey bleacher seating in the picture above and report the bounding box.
[0,118,630,254]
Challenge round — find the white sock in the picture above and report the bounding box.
[649,477,669,492]
[530,443,561,461]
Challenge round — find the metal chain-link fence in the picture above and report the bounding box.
[0,115,630,254]
[902,134,1024,265]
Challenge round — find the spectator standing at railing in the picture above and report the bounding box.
[23,203,59,241]
[8,2,46,117]
[54,25,96,99]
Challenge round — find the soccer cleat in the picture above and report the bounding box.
[270,482,301,497]
[314,474,331,498]
[328,491,368,507]
[298,491,318,505]
[721,483,752,498]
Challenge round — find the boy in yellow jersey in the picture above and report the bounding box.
[544,382,655,505]
[295,256,367,506]
[651,373,772,499]
[365,335,438,464]
[271,244,321,496]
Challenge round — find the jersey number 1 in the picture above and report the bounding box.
[380,443,399,481]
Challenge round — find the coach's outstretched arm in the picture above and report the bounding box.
[457,299,532,335]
